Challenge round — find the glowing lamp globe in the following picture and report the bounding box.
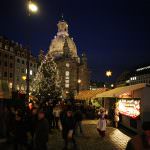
[28,1,38,13]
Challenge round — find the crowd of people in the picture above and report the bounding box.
[0,100,150,150]
[0,101,83,150]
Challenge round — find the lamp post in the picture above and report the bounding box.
[26,0,38,101]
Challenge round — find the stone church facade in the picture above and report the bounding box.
[39,19,90,98]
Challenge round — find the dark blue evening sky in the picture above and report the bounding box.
[0,0,150,82]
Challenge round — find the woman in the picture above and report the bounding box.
[97,108,107,138]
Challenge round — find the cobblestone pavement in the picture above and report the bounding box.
[48,120,131,150]
[0,120,131,150]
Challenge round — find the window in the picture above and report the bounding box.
[17,58,20,63]
[10,47,13,52]
[0,42,2,48]
[30,70,33,75]
[66,63,70,67]
[65,80,69,84]
[5,45,8,50]
[5,54,8,58]
[65,84,69,88]
[30,63,32,67]
[10,73,13,78]
[16,76,19,81]
[4,62,7,67]
[10,63,13,68]
[16,85,19,90]
[4,72,7,77]
[9,82,12,89]
[10,55,13,59]
[22,60,24,64]
[21,68,24,73]
[65,71,69,76]
[65,76,69,80]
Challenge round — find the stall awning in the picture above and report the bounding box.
[75,88,107,100]
[95,83,147,98]
[0,80,11,99]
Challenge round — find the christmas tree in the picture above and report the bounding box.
[31,53,62,101]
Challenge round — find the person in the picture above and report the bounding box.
[53,105,61,129]
[60,109,77,150]
[30,107,38,137]
[74,108,83,135]
[34,110,49,150]
[126,121,150,150]
[97,108,107,138]
[114,108,119,128]
[13,112,28,150]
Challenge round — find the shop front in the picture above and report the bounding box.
[95,83,150,133]
[117,98,141,132]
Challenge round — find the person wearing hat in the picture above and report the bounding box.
[126,121,150,150]
[33,109,49,150]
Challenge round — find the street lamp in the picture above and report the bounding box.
[77,79,81,93]
[26,0,38,101]
[106,70,112,77]
[28,1,38,13]
[78,79,81,84]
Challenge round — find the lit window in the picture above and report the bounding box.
[9,82,12,89]
[65,76,69,80]
[16,85,19,90]
[65,71,69,76]
[30,70,33,75]
[66,63,70,67]
[65,80,69,83]
[65,84,69,88]
[5,45,8,50]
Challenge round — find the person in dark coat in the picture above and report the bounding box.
[126,121,150,150]
[60,109,77,150]
[74,108,83,135]
[30,108,38,137]
[13,112,28,150]
[34,110,49,150]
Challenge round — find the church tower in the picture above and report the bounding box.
[47,18,90,98]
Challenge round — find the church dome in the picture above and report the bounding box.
[48,20,78,58]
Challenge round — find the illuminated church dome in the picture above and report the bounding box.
[48,19,78,58]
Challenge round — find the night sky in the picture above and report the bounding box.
[0,0,150,82]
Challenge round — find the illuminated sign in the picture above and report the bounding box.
[118,99,140,119]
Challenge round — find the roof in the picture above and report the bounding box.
[75,88,107,100]
[0,80,11,99]
[95,83,147,98]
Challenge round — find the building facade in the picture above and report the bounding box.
[0,36,38,93]
[130,65,150,85]
[44,19,90,98]
[116,65,150,87]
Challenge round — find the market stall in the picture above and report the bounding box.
[95,83,150,132]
